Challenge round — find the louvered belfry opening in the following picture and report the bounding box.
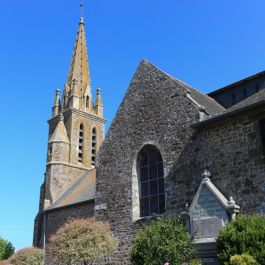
[78,124,84,162]
[91,127,96,165]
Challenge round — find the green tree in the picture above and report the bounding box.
[9,247,44,265]
[131,216,198,265]
[0,237,14,260]
[48,218,117,265]
[217,214,265,265]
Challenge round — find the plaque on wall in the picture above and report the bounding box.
[184,170,240,244]
[191,185,229,239]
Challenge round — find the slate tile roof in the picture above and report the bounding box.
[144,60,225,117]
[194,89,265,128]
[46,168,96,211]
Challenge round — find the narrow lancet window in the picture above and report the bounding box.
[91,127,96,165]
[78,124,84,162]
[139,146,165,217]
[86,96,89,109]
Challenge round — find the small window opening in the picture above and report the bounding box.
[78,124,84,162]
[232,93,236,105]
[91,128,96,165]
[49,146,52,155]
[86,96,89,109]
[243,89,247,99]
[259,119,265,155]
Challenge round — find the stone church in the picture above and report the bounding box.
[34,16,265,264]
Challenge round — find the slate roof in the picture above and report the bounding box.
[194,89,265,128]
[187,86,225,116]
[147,60,225,116]
[208,70,265,96]
[46,168,96,211]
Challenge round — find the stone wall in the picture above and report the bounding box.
[64,108,105,168]
[44,163,88,204]
[95,61,202,264]
[170,105,265,215]
[95,61,265,264]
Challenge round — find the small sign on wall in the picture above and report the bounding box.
[181,170,240,265]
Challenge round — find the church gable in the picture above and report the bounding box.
[95,60,223,262]
[97,60,222,170]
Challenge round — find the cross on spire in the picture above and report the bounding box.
[80,0,85,18]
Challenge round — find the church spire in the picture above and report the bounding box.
[64,17,92,110]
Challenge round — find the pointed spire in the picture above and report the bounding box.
[49,114,70,143]
[95,88,103,106]
[66,17,91,99]
[52,89,61,117]
[95,88,103,117]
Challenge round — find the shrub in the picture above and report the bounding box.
[9,247,44,265]
[131,216,198,265]
[189,258,203,265]
[217,214,265,265]
[0,237,14,260]
[230,253,258,265]
[48,218,117,265]
[0,260,11,265]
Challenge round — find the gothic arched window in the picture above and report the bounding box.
[78,124,84,162]
[86,95,89,109]
[91,127,96,165]
[139,146,165,217]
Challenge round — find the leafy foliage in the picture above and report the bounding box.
[131,216,198,265]
[189,258,203,265]
[9,247,44,265]
[48,218,117,265]
[217,214,265,265]
[230,253,258,265]
[0,237,14,260]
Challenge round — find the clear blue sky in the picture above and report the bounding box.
[1,0,265,251]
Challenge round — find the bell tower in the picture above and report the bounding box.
[43,16,106,207]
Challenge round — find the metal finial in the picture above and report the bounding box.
[80,0,85,18]
[202,169,211,179]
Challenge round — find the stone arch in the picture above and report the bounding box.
[132,141,166,221]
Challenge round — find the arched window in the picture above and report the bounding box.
[91,127,96,165]
[78,124,84,162]
[86,95,89,109]
[139,146,165,217]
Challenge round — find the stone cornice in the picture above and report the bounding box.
[47,108,107,124]
[46,161,93,171]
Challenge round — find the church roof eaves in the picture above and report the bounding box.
[194,89,265,128]
[141,60,225,116]
[208,70,265,96]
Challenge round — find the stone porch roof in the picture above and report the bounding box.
[46,168,96,211]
